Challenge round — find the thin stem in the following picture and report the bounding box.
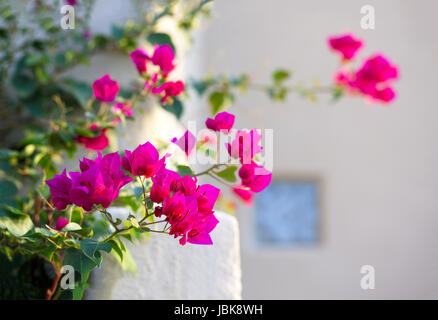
[98,208,120,232]
[142,219,167,226]
[194,163,226,176]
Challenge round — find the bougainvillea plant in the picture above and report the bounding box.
[0,0,399,300]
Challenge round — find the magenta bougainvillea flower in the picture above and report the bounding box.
[152,80,184,103]
[46,169,73,211]
[226,129,263,164]
[76,124,109,151]
[55,217,69,231]
[92,74,119,103]
[46,153,133,212]
[121,142,166,177]
[151,44,175,74]
[336,54,399,103]
[238,162,272,193]
[69,152,133,211]
[166,196,219,246]
[196,184,220,215]
[161,192,186,219]
[150,165,220,245]
[130,48,150,74]
[205,111,235,133]
[171,130,196,156]
[328,33,363,60]
[144,73,158,92]
[150,167,180,203]
[232,187,254,205]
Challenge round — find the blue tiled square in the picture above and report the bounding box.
[255,180,319,246]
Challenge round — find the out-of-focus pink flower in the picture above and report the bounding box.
[328,33,363,60]
[76,124,109,151]
[171,130,196,156]
[226,129,263,164]
[232,187,254,205]
[152,80,184,104]
[55,217,69,231]
[69,152,133,211]
[130,48,150,74]
[205,111,235,133]
[199,130,217,146]
[238,162,272,193]
[355,54,398,84]
[82,29,91,40]
[347,54,399,103]
[113,102,133,117]
[121,142,166,177]
[65,0,77,5]
[373,87,396,103]
[92,74,119,103]
[151,44,175,74]
[45,169,73,211]
[144,73,159,92]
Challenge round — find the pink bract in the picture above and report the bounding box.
[205,111,235,133]
[92,74,119,103]
[328,33,363,60]
[121,142,166,177]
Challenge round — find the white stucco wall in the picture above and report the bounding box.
[86,211,242,300]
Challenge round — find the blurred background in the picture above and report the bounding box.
[3,0,438,299]
[187,0,438,299]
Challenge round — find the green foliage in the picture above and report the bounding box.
[147,32,176,54]
[209,91,234,115]
[161,97,183,119]
[213,166,238,183]
[177,165,195,177]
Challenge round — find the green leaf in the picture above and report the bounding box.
[208,91,234,115]
[177,165,194,178]
[147,32,176,54]
[40,244,57,261]
[12,73,37,99]
[111,25,124,41]
[109,243,137,274]
[0,149,19,160]
[73,127,95,138]
[79,239,111,267]
[161,97,183,119]
[108,239,124,262]
[62,78,93,107]
[272,69,291,85]
[0,210,34,237]
[63,248,98,300]
[71,227,93,238]
[128,215,140,229]
[214,166,238,183]
[61,222,82,232]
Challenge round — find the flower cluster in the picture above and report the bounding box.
[328,33,399,104]
[76,45,184,152]
[171,111,272,206]
[47,138,221,246]
[130,45,184,104]
[150,167,220,245]
[46,152,133,212]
